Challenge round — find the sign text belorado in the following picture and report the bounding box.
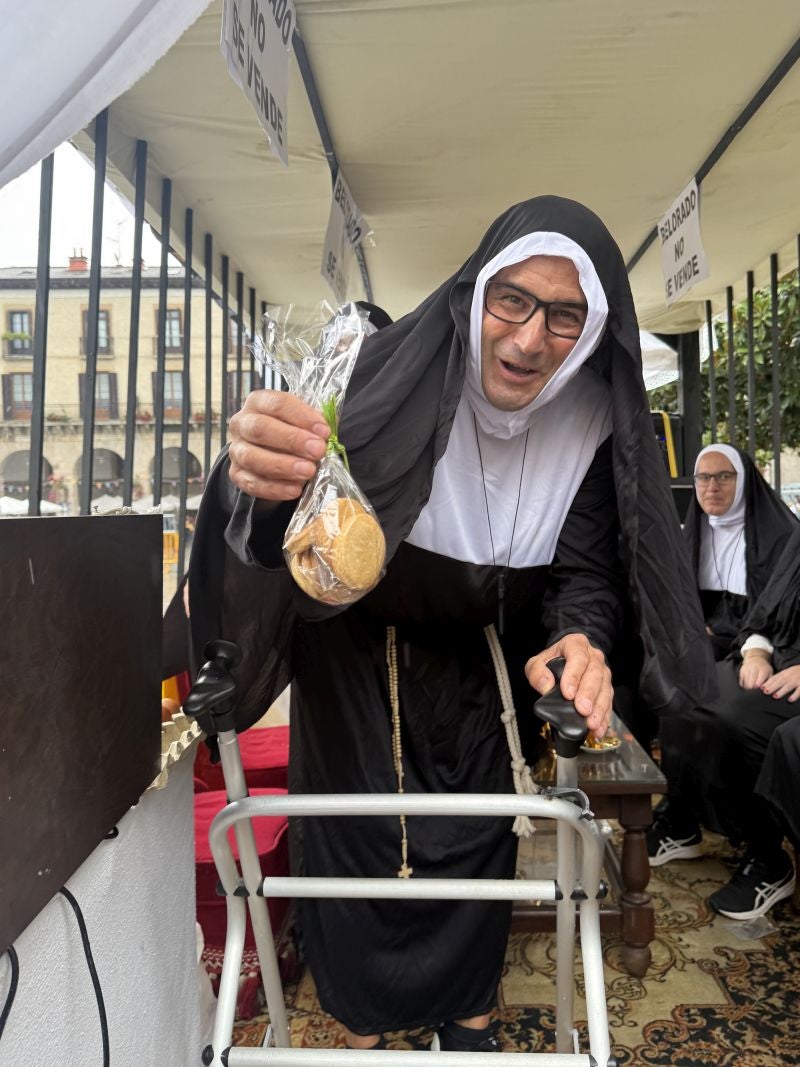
[659,178,709,307]
[221,0,295,167]
[321,172,371,305]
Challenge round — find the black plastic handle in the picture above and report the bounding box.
[183,639,242,734]
[533,656,589,758]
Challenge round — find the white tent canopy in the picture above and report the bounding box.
[0,0,210,190]
[3,2,800,335]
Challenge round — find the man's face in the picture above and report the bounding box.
[480,255,585,411]
[695,451,739,515]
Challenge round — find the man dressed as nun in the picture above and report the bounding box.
[188,196,714,1051]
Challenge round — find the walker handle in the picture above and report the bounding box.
[533,657,589,758]
[183,639,242,734]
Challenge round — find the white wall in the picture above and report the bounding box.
[0,755,200,1066]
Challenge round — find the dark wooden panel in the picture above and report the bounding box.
[0,515,163,952]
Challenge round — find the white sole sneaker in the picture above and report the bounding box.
[715,872,796,920]
[648,836,704,867]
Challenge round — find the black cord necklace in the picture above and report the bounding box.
[473,412,530,636]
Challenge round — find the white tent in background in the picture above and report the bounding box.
[640,331,678,392]
[132,493,180,513]
[0,496,61,515]
[186,494,204,511]
[90,493,124,513]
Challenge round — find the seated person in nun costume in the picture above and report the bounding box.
[649,443,796,868]
[682,442,797,661]
[757,715,800,876]
[185,196,713,1051]
[649,525,800,919]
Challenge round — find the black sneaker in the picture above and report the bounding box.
[435,1021,501,1053]
[647,813,703,867]
[709,853,795,920]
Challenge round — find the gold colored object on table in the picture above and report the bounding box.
[581,730,622,754]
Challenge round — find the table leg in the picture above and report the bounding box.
[618,794,655,978]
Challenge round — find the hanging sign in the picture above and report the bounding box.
[220,0,295,167]
[320,171,370,304]
[659,178,709,306]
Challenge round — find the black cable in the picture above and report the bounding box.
[0,946,19,1043]
[59,888,110,1067]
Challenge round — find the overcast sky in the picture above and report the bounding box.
[0,142,165,270]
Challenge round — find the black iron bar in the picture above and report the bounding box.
[204,233,213,480]
[79,108,108,516]
[725,286,736,446]
[746,271,757,458]
[249,285,256,385]
[626,34,800,274]
[178,209,193,576]
[152,178,172,508]
[770,253,781,492]
[235,270,244,411]
[28,153,54,517]
[261,298,270,388]
[122,139,147,506]
[220,255,229,449]
[705,300,717,443]
[292,28,373,302]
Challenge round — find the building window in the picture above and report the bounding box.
[165,309,183,351]
[81,309,112,355]
[228,318,251,353]
[79,372,119,420]
[152,370,184,419]
[2,372,33,419]
[226,369,258,415]
[4,310,33,357]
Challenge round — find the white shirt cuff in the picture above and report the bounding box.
[741,634,774,655]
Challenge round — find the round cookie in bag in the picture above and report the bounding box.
[324,510,385,591]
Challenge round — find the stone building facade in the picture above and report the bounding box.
[0,255,256,512]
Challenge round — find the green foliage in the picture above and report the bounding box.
[649,270,800,463]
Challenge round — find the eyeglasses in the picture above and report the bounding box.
[484,281,588,339]
[693,471,737,485]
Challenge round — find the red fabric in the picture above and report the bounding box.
[195,787,290,951]
[194,725,290,792]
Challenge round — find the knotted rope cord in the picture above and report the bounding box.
[484,623,540,838]
[386,626,413,878]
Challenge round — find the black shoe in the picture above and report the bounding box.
[436,1021,501,1053]
[709,852,795,920]
[647,812,703,867]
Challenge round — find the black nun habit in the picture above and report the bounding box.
[178,196,715,1034]
[682,443,797,659]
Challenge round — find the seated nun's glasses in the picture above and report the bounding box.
[484,281,588,339]
[693,471,738,485]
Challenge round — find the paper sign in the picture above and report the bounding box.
[658,178,709,306]
[221,0,295,167]
[321,171,370,304]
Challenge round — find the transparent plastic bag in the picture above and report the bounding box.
[253,302,386,605]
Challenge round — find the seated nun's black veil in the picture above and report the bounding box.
[734,525,800,670]
[177,195,716,729]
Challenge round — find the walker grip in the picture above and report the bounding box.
[183,639,242,734]
[533,656,589,758]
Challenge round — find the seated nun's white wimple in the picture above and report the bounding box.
[695,443,747,596]
[406,232,611,568]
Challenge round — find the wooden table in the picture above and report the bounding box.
[511,713,666,977]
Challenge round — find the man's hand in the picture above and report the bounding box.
[761,664,800,702]
[739,651,773,690]
[228,390,329,500]
[525,633,613,739]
